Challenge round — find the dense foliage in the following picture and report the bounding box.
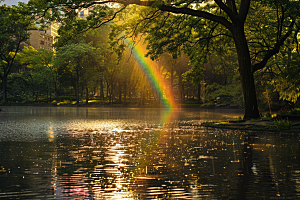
[0,4,35,102]
[1,1,300,119]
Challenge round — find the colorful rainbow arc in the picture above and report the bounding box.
[125,39,177,109]
[123,39,180,180]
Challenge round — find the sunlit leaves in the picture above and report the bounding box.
[16,46,57,99]
[270,50,300,102]
[0,4,33,64]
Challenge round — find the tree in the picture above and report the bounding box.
[159,52,191,104]
[54,42,99,104]
[0,4,34,102]
[32,0,300,118]
[268,41,300,104]
[18,46,57,101]
[126,1,300,118]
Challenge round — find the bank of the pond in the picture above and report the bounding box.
[202,117,300,133]
[0,101,243,109]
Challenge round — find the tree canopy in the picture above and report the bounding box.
[0,0,299,118]
[0,4,35,102]
[26,0,300,118]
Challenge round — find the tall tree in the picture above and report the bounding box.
[118,0,300,118]
[18,46,56,101]
[54,42,100,104]
[0,4,34,102]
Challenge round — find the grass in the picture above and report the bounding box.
[202,116,300,132]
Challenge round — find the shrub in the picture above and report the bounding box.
[278,108,300,115]
[201,102,215,107]
[278,108,290,115]
[290,108,300,115]
[274,118,292,130]
[264,112,271,118]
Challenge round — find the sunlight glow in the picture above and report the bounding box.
[125,38,177,109]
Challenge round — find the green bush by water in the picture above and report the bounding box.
[274,118,292,130]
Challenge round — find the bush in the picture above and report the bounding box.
[205,82,243,106]
[201,102,215,107]
[278,108,291,115]
[264,112,271,118]
[289,108,300,115]
[274,118,292,130]
[58,96,76,101]
[278,108,300,115]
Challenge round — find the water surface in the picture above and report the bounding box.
[0,106,299,199]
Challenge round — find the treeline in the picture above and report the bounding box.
[0,6,231,108]
[1,19,200,107]
[1,2,300,114]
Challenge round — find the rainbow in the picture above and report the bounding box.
[125,39,177,109]
[124,39,180,181]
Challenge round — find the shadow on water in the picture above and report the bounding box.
[0,106,299,199]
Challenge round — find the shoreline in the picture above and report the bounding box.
[2,104,299,133]
[0,102,244,109]
[202,118,300,134]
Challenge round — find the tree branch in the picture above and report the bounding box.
[83,0,153,7]
[252,20,295,72]
[214,0,237,23]
[159,5,233,32]
[238,0,250,23]
[227,0,238,16]
[39,0,234,32]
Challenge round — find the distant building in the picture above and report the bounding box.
[27,5,91,51]
[46,22,60,40]
[28,30,53,51]
[78,6,94,19]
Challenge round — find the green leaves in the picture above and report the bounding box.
[55,42,94,64]
[182,66,204,86]
[0,5,33,62]
[0,4,36,101]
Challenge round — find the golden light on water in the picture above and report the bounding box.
[1,107,299,199]
[48,124,54,142]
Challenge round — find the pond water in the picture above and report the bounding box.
[0,106,299,199]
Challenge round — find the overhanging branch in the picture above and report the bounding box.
[227,0,238,16]
[238,0,250,23]
[159,5,233,32]
[102,1,234,31]
[252,20,296,72]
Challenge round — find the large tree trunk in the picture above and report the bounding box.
[106,80,110,101]
[128,85,132,100]
[119,81,122,102]
[177,74,183,105]
[181,82,185,104]
[110,79,113,105]
[99,77,104,100]
[2,76,7,102]
[85,84,89,105]
[124,81,127,103]
[54,75,58,98]
[170,69,174,94]
[76,66,80,105]
[197,84,201,104]
[47,85,49,101]
[233,26,260,119]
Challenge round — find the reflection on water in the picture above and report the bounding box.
[0,106,299,199]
